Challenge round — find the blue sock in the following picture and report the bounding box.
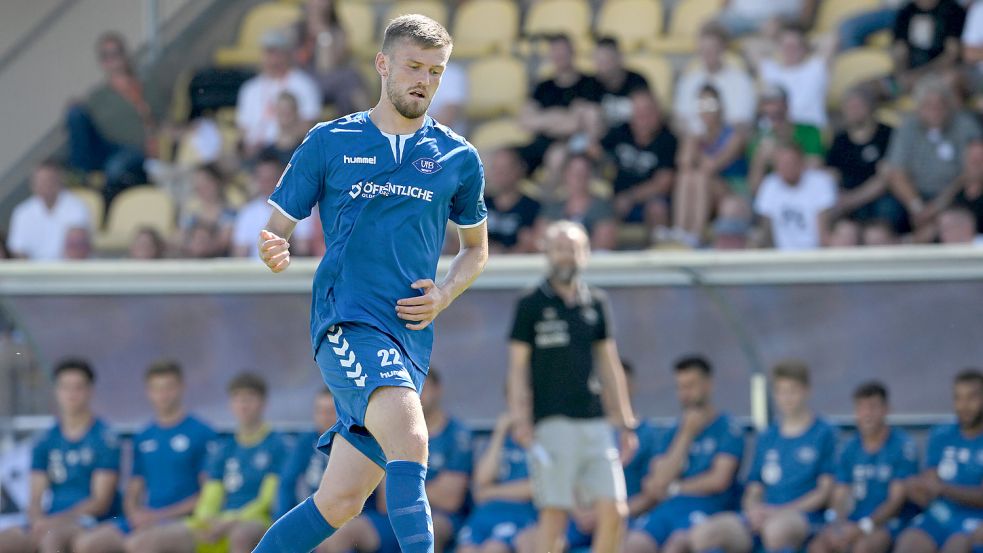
[385,460,434,553]
[252,496,335,552]
[972,546,983,553]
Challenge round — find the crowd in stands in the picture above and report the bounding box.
[3,0,983,261]
[4,355,983,553]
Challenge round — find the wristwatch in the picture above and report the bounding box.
[667,481,681,497]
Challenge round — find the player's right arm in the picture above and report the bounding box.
[507,341,534,447]
[259,214,298,273]
[27,471,48,524]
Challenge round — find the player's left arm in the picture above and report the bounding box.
[936,480,983,509]
[66,470,118,518]
[676,454,741,496]
[867,480,908,526]
[594,339,638,432]
[786,474,836,513]
[426,471,470,512]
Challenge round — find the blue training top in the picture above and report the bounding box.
[132,415,217,509]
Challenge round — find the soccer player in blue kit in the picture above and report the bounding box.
[895,370,983,553]
[252,13,488,553]
[276,389,338,521]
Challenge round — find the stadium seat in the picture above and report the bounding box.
[649,0,724,53]
[466,57,528,119]
[70,188,105,230]
[595,0,663,53]
[524,0,591,46]
[97,186,176,251]
[214,2,303,67]
[814,0,881,35]
[338,1,376,59]
[625,53,674,109]
[469,118,532,155]
[828,48,893,108]
[452,0,519,59]
[382,0,448,31]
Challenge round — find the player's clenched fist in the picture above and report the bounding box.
[259,230,291,273]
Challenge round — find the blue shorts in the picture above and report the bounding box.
[908,508,982,548]
[632,502,711,545]
[314,322,426,468]
[458,503,538,549]
[365,509,401,553]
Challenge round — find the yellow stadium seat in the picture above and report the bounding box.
[466,57,528,119]
[525,0,591,43]
[452,0,519,59]
[338,1,377,58]
[625,53,674,109]
[828,48,893,108]
[596,0,662,53]
[97,186,176,251]
[70,188,105,230]
[814,0,881,34]
[469,118,532,155]
[214,3,303,67]
[383,0,447,30]
[649,0,724,53]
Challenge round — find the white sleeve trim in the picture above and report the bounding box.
[455,216,487,229]
[267,199,301,223]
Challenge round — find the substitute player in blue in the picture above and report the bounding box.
[690,360,837,553]
[624,355,744,553]
[895,369,983,553]
[276,388,337,521]
[73,360,216,553]
[810,381,918,553]
[0,359,121,553]
[252,13,488,553]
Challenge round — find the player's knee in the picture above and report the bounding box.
[625,530,659,553]
[596,499,628,524]
[228,522,266,553]
[762,516,806,551]
[314,486,367,527]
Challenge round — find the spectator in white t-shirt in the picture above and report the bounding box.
[232,153,314,258]
[716,0,819,37]
[7,161,92,260]
[674,23,757,134]
[428,61,468,133]
[756,23,832,128]
[962,1,983,96]
[754,142,837,249]
[236,29,322,158]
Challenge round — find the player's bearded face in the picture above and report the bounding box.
[387,75,431,119]
[383,42,450,119]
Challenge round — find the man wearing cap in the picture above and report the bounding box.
[236,28,322,157]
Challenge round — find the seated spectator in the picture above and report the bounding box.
[755,141,837,250]
[258,92,310,167]
[275,388,335,522]
[519,34,604,171]
[828,218,863,247]
[624,356,743,553]
[825,89,904,232]
[177,163,236,256]
[541,154,618,251]
[810,382,918,553]
[838,2,902,51]
[948,141,983,229]
[674,23,757,135]
[429,61,469,132]
[8,160,91,260]
[138,373,286,553]
[294,0,368,118]
[129,227,167,259]
[756,23,832,128]
[183,221,225,259]
[0,359,121,553]
[716,0,819,38]
[592,37,650,128]
[886,0,967,97]
[232,154,314,258]
[237,29,322,159]
[962,1,983,98]
[673,85,749,246]
[688,361,836,553]
[747,85,824,192]
[896,370,983,553]
[885,76,982,231]
[710,196,753,250]
[63,227,93,260]
[485,148,541,254]
[937,205,982,244]
[863,219,901,245]
[66,32,163,205]
[73,361,216,553]
[595,90,677,233]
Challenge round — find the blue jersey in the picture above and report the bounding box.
[269,112,487,371]
[276,431,328,518]
[836,427,919,520]
[748,418,837,508]
[623,421,662,499]
[481,434,532,510]
[926,424,983,519]
[428,418,473,517]
[658,413,744,510]
[206,430,287,510]
[132,415,216,510]
[30,418,121,517]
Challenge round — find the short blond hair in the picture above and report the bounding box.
[382,14,452,55]
[772,359,810,387]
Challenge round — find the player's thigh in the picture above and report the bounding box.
[313,433,385,525]
[940,533,971,553]
[481,540,512,553]
[72,523,126,553]
[624,529,659,553]
[893,527,938,553]
[227,520,267,553]
[37,521,82,553]
[132,521,196,553]
[0,527,36,553]
[853,528,892,553]
[689,513,752,553]
[364,385,428,463]
[761,509,809,550]
[580,421,628,510]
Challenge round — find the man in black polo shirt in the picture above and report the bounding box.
[508,220,639,553]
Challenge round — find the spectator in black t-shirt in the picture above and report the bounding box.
[519,34,605,171]
[593,37,650,128]
[921,140,983,235]
[594,91,677,231]
[825,88,905,231]
[888,0,966,96]
[485,148,542,254]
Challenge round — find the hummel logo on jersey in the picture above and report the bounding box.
[344,155,376,165]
